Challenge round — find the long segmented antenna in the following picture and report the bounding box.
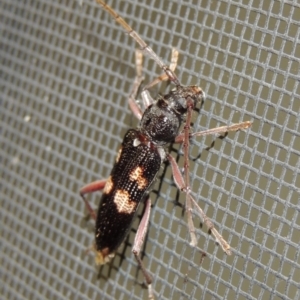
[95,0,180,86]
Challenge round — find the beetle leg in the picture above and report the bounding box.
[132,198,155,300]
[79,179,107,220]
[175,121,252,143]
[167,154,232,255]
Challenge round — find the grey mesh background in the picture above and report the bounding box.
[1,0,299,299]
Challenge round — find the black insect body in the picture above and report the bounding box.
[80,1,252,299]
[81,85,204,266]
[93,129,163,264]
[92,86,202,264]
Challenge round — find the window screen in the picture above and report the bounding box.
[1,1,299,299]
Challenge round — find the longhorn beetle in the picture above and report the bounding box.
[80,1,252,299]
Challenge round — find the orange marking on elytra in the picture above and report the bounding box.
[129,166,148,190]
[114,190,137,214]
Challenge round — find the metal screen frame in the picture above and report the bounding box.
[1,0,299,299]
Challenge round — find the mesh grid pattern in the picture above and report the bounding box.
[1,0,299,299]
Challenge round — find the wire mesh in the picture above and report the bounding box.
[1,0,299,299]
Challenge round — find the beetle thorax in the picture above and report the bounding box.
[139,97,182,145]
[139,85,203,145]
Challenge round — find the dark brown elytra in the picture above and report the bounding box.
[80,1,252,299]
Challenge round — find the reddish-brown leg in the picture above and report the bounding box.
[169,112,252,255]
[175,121,252,143]
[172,117,251,255]
[132,198,154,300]
[167,153,232,255]
[80,179,107,220]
